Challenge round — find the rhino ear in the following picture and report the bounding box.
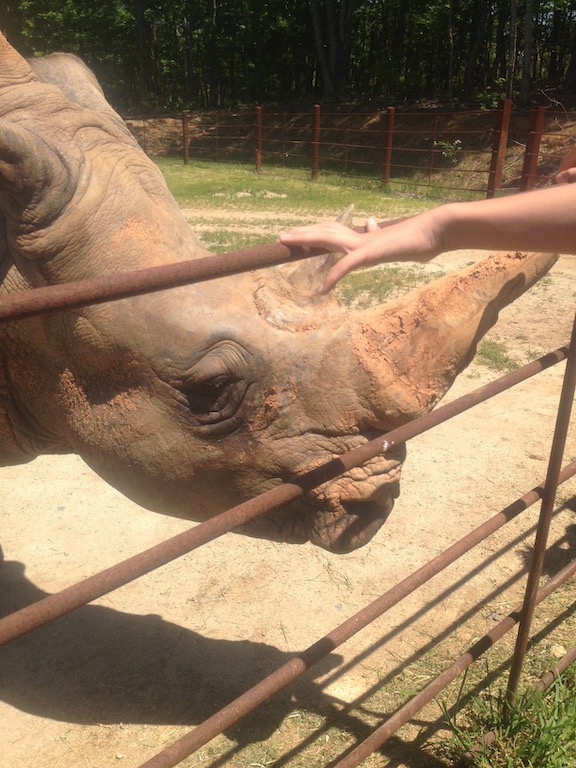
[0,121,74,240]
[0,34,37,87]
[279,204,355,296]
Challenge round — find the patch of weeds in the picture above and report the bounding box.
[474,340,519,372]
[336,266,441,308]
[440,668,576,767]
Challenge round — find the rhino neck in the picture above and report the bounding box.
[0,327,72,465]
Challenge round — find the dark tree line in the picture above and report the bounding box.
[2,1,575,110]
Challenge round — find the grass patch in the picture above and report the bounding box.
[475,339,519,372]
[442,669,576,767]
[156,157,436,219]
[336,265,442,307]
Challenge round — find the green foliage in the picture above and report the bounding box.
[443,670,576,768]
[475,340,519,372]
[6,0,576,109]
[336,266,440,308]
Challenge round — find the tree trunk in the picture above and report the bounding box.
[519,0,535,105]
[310,0,356,99]
[506,0,518,100]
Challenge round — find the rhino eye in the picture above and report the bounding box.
[178,343,252,431]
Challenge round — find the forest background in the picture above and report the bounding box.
[1,1,576,113]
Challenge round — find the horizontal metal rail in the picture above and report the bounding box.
[0,242,321,321]
[0,347,566,647]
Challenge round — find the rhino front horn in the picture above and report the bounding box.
[351,250,558,429]
[255,206,354,330]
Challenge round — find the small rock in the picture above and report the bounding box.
[551,644,566,658]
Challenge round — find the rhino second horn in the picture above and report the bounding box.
[352,250,558,429]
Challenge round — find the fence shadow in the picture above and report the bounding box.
[0,558,343,744]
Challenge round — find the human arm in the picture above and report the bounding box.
[278,182,576,293]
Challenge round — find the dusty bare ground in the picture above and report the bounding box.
[2,209,576,768]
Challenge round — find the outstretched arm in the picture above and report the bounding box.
[279,182,576,293]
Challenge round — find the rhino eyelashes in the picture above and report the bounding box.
[176,342,254,430]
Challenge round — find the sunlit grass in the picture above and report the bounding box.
[156,157,437,220]
[441,670,576,768]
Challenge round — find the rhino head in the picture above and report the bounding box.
[0,35,557,552]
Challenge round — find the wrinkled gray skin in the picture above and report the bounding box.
[0,36,557,552]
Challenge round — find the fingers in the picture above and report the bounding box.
[278,221,360,253]
[318,255,361,294]
[555,167,576,185]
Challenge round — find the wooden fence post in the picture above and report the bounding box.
[486,99,512,198]
[520,106,546,191]
[255,106,263,174]
[182,111,189,165]
[381,106,395,183]
[312,104,321,180]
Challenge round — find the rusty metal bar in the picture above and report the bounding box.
[0,242,325,322]
[255,106,263,173]
[312,104,321,179]
[381,106,395,183]
[181,111,189,165]
[520,106,546,191]
[332,555,576,768]
[0,347,566,647]
[486,99,512,198]
[536,641,576,692]
[507,309,576,701]
[136,463,576,768]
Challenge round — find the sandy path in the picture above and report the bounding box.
[2,229,576,767]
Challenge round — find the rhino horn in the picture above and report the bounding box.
[255,206,354,329]
[350,250,558,429]
[279,204,355,296]
[0,34,37,87]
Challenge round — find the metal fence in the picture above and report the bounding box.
[1,239,576,767]
[128,103,576,198]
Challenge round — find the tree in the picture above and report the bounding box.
[310,0,357,98]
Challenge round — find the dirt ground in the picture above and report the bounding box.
[2,209,576,768]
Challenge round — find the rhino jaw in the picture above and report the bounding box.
[307,494,397,553]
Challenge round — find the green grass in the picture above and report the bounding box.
[156,157,436,219]
[442,669,576,767]
[336,265,443,307]
[475,339,520,372]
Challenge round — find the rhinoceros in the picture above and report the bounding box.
[0,34,557,553]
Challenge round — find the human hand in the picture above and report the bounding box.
[555,144,576,184]
[279,213,441,293]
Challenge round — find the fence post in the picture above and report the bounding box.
[255,106,263,174]
[182,111,189,165]
[381,106,395,183]
[520,106,546,191]
[486,99,512,198]
[312,104,321,180]
[506,310,576,704]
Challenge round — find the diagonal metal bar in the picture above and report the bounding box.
[506,309,576,701]
[332,556,576,768]
[0,348,566,647]
[136,463,576,768]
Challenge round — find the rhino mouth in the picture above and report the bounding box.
[307,493,397,554]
